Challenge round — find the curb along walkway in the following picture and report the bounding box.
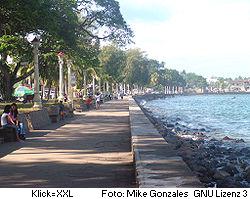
[0,99,135,188]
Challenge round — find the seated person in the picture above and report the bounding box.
[1,105,22,142]
[10,103,26,140]
[85,96,93,111]
[9,103,19,125]
[58,101,65,120]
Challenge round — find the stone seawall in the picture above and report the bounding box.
[133,94,169,102]
[129,96,203,187]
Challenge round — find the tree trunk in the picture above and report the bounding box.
[55,87,58,99]
[99,79,101,92]
[1,71,15,101]
[41,79,45,100]
[47,82,52,100]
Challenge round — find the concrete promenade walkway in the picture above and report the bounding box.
[0,99,135,188]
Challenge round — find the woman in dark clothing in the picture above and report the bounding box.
[10,103,26,140]
[10,103,19,125]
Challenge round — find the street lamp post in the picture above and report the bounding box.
[67,59,73,106]
[98,78,101,93]
[92,76,95,95]
[31,36,42,109]
[58,52,64,101]
[83,69,87,97]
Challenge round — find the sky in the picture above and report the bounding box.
[117,0,250,78]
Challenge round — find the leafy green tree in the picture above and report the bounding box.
[99,44,126,83]
[0,0,79,100]
[158,68,186,88]
[0,0,78,45]
[182,72,207,89]
[77,0,133,45]
[209,77,230,91]
[147,59,164,87]
[124,49,150,86]
[72,37,100,90]
[0,35,33,100]
[149,71,160,87]
[0,0,133,100]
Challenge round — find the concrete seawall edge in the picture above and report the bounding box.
[128,96,203,188]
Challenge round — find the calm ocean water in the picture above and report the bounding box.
[144,94,250,144]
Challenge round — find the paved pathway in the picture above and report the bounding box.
[0,99,135,188]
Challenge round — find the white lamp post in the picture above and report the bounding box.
[67,59,73,104]
[58,52,64,101]
[92,76,95,95]
[31,36,42,109]
[83,69,87,97]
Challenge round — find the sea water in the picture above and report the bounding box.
[144,94,250,144]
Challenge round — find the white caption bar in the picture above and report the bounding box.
[0,188,249,199]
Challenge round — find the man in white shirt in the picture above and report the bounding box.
[95,92,101,109]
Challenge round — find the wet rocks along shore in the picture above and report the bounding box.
[134,94,250,188]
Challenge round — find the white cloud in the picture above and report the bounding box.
[118,0,250,77]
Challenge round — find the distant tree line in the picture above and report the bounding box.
[99,45,208,92]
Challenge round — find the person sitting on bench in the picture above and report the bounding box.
[1,105,22,142]
[59,101,65,120]
[10,103,26,140]
[85,95,93,111]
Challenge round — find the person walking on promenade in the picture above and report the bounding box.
[1,105,22,141]
[95,92,101,109]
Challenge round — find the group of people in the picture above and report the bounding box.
[85,92,102,110]
[1,103,26,142]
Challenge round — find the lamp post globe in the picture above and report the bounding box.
[31,36,42,109]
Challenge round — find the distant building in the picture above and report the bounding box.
[230,79,250,92]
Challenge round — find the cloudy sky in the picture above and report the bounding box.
[117,0,250,78]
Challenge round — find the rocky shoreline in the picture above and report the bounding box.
[134,95,250,188]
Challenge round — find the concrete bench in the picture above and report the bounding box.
[0,127,18,142]
[27,109,51,129]
[64,105,74,117]
[47,104,74,122]
[47,105,60,123]
[0,137,4,144]
[74,104,86,112]
[17,113,29,133]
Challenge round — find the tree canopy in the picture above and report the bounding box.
[182,72,208,89]
[0,0,133,100]
[0,0,210,100]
